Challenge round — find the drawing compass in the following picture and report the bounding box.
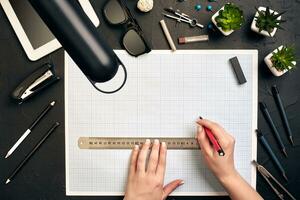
[163,7,204,28]
[252,160,296,200]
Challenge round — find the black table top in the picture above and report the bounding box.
[1,0,300,199]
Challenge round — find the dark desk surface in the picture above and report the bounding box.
[1,0,300,199]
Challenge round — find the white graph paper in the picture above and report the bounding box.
[65,50,258,196]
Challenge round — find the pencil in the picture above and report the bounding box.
[199,117,225,156]
[259,102,287,157]
[5,122,60,184]
[272,85,294,146]
[256,129,288,181]
[5,101,56,159]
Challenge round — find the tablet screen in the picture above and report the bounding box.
[10,0,55,49]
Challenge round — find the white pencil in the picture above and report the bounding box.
[5,101,56,159]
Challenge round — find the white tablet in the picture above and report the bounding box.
[0,0,100,61]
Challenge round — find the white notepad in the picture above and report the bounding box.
[65,50,258,196]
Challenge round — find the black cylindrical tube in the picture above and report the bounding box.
[29,0,119,83]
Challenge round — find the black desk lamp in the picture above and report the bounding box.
[28,0,127,93]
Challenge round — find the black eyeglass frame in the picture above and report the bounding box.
[103,0,151,57]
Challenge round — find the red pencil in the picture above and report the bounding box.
[200,117,225,156]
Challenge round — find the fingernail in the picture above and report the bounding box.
[198,125,203,133]
[161,142,166,148]
[154,139,159,145]
[195,126,203,139]
[196,116,203,124]
[179,180,184,185]
[145,139,150,145]
[134,145,139,150]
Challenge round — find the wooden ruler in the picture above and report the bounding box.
[78,137,199,149]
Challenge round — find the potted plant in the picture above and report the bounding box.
[264,45,297,76]
[251,7,285,37]
[211,3,245,36]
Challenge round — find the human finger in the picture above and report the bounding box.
[196,125,213,156]
[129,145,139,176]
[162,179,184,200]
[147,139,160,173]
[196,118,229,144]
[156,142,167,178]
[137,139,151,173]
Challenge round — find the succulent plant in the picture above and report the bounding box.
[215,3,245,32]
[255,7,285,36]
[271,45,296,71]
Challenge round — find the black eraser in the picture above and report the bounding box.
[229,56,247,84]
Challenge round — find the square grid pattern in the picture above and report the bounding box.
[65,50,257,195]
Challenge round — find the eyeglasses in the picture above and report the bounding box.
[103,0,151,57]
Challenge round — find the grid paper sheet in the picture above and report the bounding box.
[65,50,258,196]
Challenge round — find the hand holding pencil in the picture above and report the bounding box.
[195,118,263,200]
[122,118,263,200]
[196,118,237,183]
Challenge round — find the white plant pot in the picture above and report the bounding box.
[264,45,296,76]
[211,5,234,36]
[251,7,281,37]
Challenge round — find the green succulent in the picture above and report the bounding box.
[215,3,245,32]
[255,7,285,36]
[271,45,296,71]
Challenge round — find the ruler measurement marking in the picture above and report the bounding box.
[78,137,199,150]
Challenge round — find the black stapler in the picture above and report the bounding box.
[12,63,60,103]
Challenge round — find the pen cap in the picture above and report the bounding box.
[259,102,267,110]
[256,129,263,137]
[178,37,186,44]
[29,0,119,83]
[271,85,279,95]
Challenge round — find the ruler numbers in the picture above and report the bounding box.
[79,137,199,150]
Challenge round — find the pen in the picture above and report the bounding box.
[5,122,60,184]
[256,129,288,181]
[259,102,287,157]
[5,101,56,159]
[199,117,225,156]
[272,85,294,146]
